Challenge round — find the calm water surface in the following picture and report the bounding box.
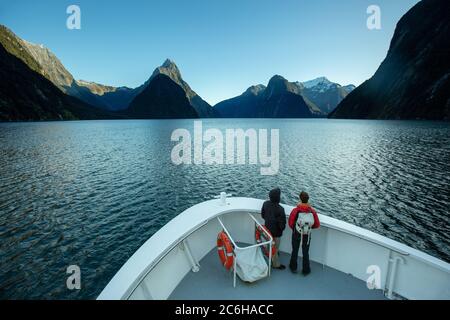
[0,119,449,299]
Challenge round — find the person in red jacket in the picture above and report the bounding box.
[288,191,320,275]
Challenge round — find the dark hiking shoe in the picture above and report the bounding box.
[273,264,286,270]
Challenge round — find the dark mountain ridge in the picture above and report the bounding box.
[127,74,199,119]
[330,0,450,120]
[214,75,324,118]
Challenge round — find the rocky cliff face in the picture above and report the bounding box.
[0,43,116,121]
[330,0,450,120]
[20,39,74,89]
[0,25,136,111]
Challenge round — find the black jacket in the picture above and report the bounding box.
[261,188,286,237]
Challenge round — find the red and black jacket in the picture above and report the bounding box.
[288,203,320,230]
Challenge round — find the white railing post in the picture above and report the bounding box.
[233,255,237,288]
[181,239,200,272]
[268,239,272,277]
[386,254,405,299]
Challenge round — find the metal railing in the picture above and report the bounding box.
[217,213,273,287]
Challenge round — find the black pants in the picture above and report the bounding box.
[289,231,311,273]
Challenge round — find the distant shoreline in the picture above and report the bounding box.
[1,117,449,124]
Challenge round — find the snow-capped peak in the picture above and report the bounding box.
[302,77,332,89]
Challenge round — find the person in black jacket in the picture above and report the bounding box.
[261,188,286,270]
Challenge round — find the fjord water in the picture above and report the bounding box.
[0,119,449,299]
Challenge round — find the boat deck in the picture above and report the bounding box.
[169,247,387,300]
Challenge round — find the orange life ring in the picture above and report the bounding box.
[255,225,277,257]
[217,231,234,270]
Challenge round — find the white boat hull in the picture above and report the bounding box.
[98,197,450,300]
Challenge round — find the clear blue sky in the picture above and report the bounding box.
[1,0,419,105]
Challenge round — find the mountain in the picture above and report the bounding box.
[213,85,266,118]
[74,80,138,111]
[0,25,136,111]
[330,0,450,120]
[127,74,199,119]
[0,42,117,121]
[0,25,215,118]
[214,76,354,117]
[126,59,216,118]
[299,77,355,114]
[146,59,216,117]
[343,85,356,94]
[214,75,324,118]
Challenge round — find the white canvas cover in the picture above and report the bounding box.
[234,247,268,282]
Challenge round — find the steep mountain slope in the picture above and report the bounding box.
[0,26,215,118]
[127,74,199,119]
[20,38,74,89]
[0,43,116,121]
[146,59,217,117]
[0,25,43,75]
[0,25,136,111]
[330,0,450,120]
[126,60,216,118]
[214,75,324,118]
